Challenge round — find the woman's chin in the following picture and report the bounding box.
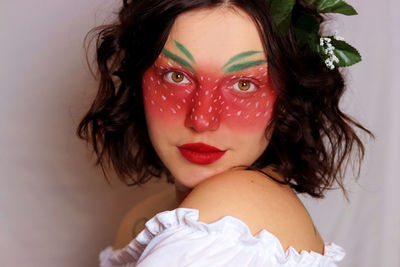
[172,166,223,189]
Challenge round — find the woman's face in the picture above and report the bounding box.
[142,6,276,189]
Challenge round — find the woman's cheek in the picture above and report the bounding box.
[221,84,277,130]
[142,67,190,121]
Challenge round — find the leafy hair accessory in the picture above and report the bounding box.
[266,0,362,70]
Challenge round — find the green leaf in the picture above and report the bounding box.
[162,49,196,72]
[174,40,196,63]
[304,0,318,4]
[222,51,263,69]
[270,0,296,34]
[309,37,321,54]
[224,60,267,74]
[315,0,358,15]
[294,14,320,47]
[330,39,362,67]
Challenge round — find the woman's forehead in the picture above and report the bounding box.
[163,6,266,68]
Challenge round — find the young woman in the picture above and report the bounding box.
[77,0,371,265]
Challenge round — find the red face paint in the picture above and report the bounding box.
[142,55,276,132]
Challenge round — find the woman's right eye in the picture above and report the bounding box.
[164,71,190,84]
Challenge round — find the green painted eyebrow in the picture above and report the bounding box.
[174,40,196,64]
[221,50,264,69]
[162,48,196,73]
[224,59,267,74]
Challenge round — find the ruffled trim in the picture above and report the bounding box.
[100,208,345,266]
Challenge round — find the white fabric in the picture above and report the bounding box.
[99,208,345,267]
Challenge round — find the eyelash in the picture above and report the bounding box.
[229,80,257,93]
[164,71,191,84]
[162,70,258,93]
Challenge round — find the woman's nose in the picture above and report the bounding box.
[184,86,221,132]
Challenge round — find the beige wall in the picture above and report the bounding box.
[1,0,399,267]
[0,1,169,266]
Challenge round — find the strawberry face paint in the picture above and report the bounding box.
[143,54,276,132]
[142,6,276,190]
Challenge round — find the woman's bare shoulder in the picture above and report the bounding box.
[179,169,325,254]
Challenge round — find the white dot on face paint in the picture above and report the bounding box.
[258,67,264,71]
[154,90,157,94]
[208,106,212,113]
[200,115,204,119]
[163,84,167,89]
[226,106,230,110]
[205,122,210,127]
[192,98,194,102]
[212,117,215,121]
[264,111,269,117]
[246,102,251,107]
[237,111,242,116]
[213,99,217,103]
[185,89,191,94]
[201,76,204,81]
[195,92,198,96]
[261,92,267,97]
[160,108,163,112]
[207,77,211,81]
[266,100,270,107]
[200,85,203,89]
[170,92,174,96]
[182,99,186,103]
[255,102,259,108]
[245,115,250,119]
[218,96,222,100]
[195,116,198,120]
[162,95,166,101]
[192,108,195,112]
[263,72,267,76]
[205,90,209,95]
[221,101,225,105]
[240,99,244,104]
[227,114,232,117]
[151,100,155,105]
[171,108,176,114]
[177,104,181,109]
[234,98,237,102]
[256,112,261,117]
[157,81,160,85]
[213,86,218,91]
[215,79,219,83]
[198,101,201,106]
[150,76,154,81]
[167,62,173,67]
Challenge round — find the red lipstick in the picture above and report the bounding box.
[178,143,226,165]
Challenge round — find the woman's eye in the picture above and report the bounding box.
[231,80,256,92]
[165,71,190,84]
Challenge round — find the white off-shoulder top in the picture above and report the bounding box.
[99,208,345,266]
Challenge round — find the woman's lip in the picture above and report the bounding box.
[177,143,226,165]
[178,143,224,152]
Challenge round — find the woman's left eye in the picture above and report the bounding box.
[164,71,191,84]
[231,80,256,92]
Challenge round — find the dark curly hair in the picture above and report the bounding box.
[77,0,372,199]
